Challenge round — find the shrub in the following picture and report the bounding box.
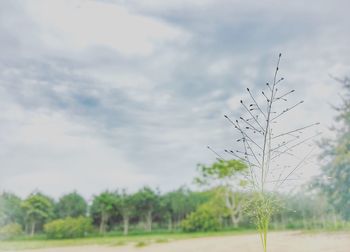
[44,217,92,239]
[0,223,23,239]
[181,205,221,232]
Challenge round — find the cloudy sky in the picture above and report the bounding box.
[0,0,349,199]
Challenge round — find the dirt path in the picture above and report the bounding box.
[13,232,350,252]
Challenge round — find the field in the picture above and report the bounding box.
[1,231,349,252]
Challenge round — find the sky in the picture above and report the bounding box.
[0,0,350,199]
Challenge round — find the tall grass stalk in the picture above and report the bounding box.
[209,54,319,251]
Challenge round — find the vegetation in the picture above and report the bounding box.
[55,192,88,219]
[21,193,54,236]
[44,217,92,239]
[195,160,248,227]
[208,54,320,252]
[316,77,350,220]
[90,191,118,234]
[0,184,346,242]
[181,202,222,232]
[0,193,23,227]
[0,229,254,250]
[116,190,135,236]
[132,187,159,232]
[0,223,23,239]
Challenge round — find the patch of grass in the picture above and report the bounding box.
[135,240,149,247]
[301,227,350,235]
[0,229,254,251]
[109,240,127,247]
[154,238,169,243]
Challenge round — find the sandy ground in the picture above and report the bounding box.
[17,232,350,252]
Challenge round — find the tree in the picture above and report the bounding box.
[133,187,159,232]
[157,194,173,231]
[90,191,118,234]
[56,192,87,219]
[115,189,135,235]
[0,192,24,227]
[195,160,248,227]
[161,187,194,230]
[316,76,350,220]
[21,193,54,236]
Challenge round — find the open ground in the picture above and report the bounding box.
[1,231,349,252]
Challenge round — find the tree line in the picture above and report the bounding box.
[0,184,344,239]
[0,187,212,238]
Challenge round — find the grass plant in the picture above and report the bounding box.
[208,53,319,251]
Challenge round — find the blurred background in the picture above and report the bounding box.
[0,0,349,248]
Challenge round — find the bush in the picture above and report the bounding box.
[181,205,221,232]
[0,223,23,239]
[44,217,92,239]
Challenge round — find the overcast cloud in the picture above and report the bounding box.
[0,0,349,199]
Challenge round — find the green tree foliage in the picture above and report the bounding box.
[271,193,337,230]
[317,77,350,220]
[133,187,159,232]
[0,188,344,239]
[181,187,237,232]
[160,187,208,231]
[90,191,118,234]
[44,217,92,239]
[55,192,87,219]
[195,160,247,186]
[0,192,24,227]
[195,160,248,227]
[181,202,222,232]
[115,190,135,235]
[0,223,23,239]
[21,193,54,236]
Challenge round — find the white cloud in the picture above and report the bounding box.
[0,108,156,198]
[208,59,232,76]
[1,0,350,197]
[24,0,190,57]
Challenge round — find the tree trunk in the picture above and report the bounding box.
[225,189,242,228]
[231,213,239,228]
[99,218,104,234]
[281,213,286,229]
[168,217,173,231]
[321,214,326,229]
[25,223,28,235]
[123,215,129,236]
[145,211,152,232]
[332,213,337,228]
[302,209,307,229]
[99,212,108,234]
[30,221,36,237]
